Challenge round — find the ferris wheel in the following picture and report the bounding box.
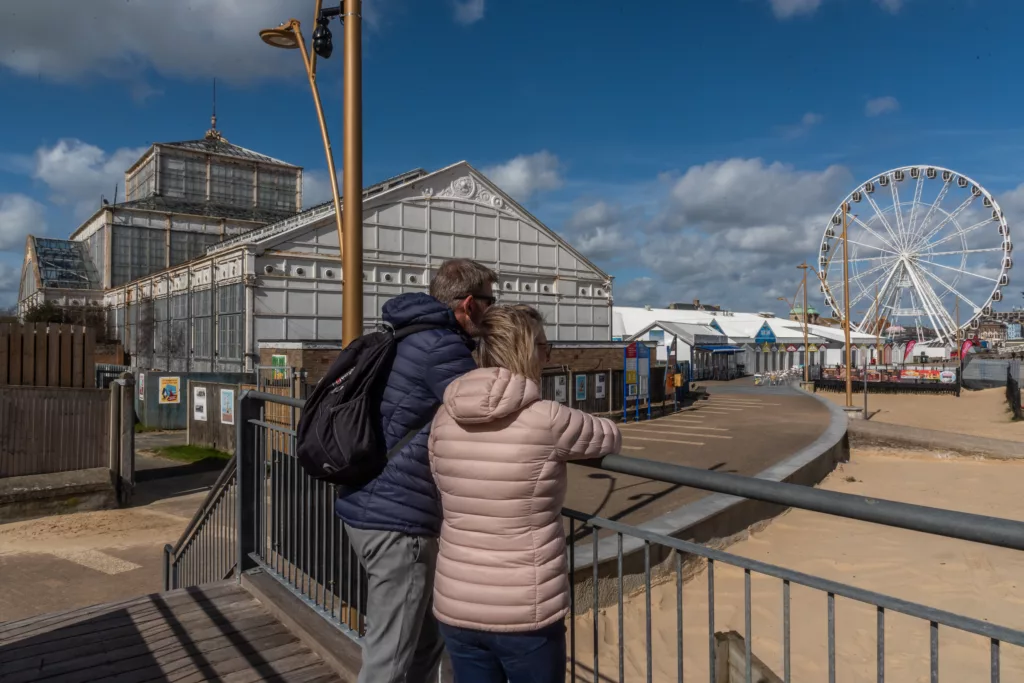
[818,165,1013,346]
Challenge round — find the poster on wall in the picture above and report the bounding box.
[575,375,587,402]
[271,354,288,381]
[554,376,567,403]
[138,373,145,401]
[220,389,235,425]
[159,377,180,404]
[595,373,607,399]
[193,386,208,421]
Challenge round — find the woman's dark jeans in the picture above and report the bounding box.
[439,621,566,683]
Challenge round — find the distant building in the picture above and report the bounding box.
[668,299,721,312]
[978,319,1008,344]
[788,305,820,325]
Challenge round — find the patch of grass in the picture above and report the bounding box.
[135,423,167,434]
[154,445,232,463]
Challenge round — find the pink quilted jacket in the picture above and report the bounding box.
[428,367,621,632]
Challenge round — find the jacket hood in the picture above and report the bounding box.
[443,367,542,425]
[383,292,460,330]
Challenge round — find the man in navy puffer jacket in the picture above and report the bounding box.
[336,258,497,683]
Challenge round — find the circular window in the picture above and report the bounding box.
[384,273,393,282]
[264,265,274,274]
[409,275,417,284]
[579,288,587,296]
[363,272,368,280]
[524,284,531,292]
[505,282,513,290]
[596,289,604,296]
[296,267,306,276]
[325,269,334,278]
[542,285,550,293]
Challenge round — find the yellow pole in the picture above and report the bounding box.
[342,0,365,346]
[799,262,809,382]
[842,203,853,407]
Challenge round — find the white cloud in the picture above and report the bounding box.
[561,201,635,261]
[779,112,823,138]
[0,194,47,252]
[301,169,343,209]
[614,277,659,307]
[0,0,392,84]
[0,262,21,305]
[770,0,906,18]
[33,139,146,219]
[452,0,486,25]
[865,96,901,117]
[484,151,563,201]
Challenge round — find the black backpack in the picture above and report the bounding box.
[295,323,445,486]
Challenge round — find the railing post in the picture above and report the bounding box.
[108,375,122,497]
[119,373,136,505]
[163,543,173,591]
[236,390,262,578]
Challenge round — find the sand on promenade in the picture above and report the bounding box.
[570,448,1024,682]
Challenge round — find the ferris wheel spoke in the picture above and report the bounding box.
[859,263,901,331]
[923,218,995,251]
[890,180,907,244]
[916,264,982,313]
[906,172,926,235]
[911,180,952,246]
[849,264,896,309]
[847,259,893,287]
[863,191,903,250]
[922,247,1004,258]
[845,238,898,255]
[923,259,999,282]
[847,254,895,263]
[913,193,978,252]
[850,215,900,253]
[905,262,957,340]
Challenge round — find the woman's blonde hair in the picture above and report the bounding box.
[476,304,546,381]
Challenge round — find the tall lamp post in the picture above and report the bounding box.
[260,0,364,346]
[797,262,810,383]
[841,202,854,407]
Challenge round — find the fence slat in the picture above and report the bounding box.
[84,327,96,389]
[21,324,36,386]
[72,326,85,388]
[35,323,48,387]
[9,325,22,385]
[0,322,9,385]
[47,325,60,387]
[59,324,72,388]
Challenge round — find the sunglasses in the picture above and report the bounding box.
[470,294,497,306]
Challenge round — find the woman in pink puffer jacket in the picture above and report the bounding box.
[428,305,621,683]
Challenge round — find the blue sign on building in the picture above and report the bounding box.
[754,321,777,345]
[708,319,725,335]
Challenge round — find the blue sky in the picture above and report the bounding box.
[1,0,1021,316]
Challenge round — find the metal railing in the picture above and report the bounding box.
[165,391,1024,682]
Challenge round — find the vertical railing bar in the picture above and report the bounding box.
[676,549,683,683]
[618,533,624,683]
[877,606,884,683]
[930,621,939,683]
[569,518,577,683]
[645,541,652,683]
[708,559,715,683]
[593,527,600,683]
[303,453,310,597]
[744,568,752,683]
[783,579,791,683]
[991,638,999,683]
[828,592,836,683]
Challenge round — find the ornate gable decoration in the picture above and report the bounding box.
[420,174,521,218]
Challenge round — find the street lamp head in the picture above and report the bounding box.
[259,21,300,49]
[312,18,334,59]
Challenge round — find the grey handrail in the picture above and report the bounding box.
[583,454,1024,552]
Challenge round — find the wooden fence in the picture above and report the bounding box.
[0,386,111,478]
[0,323,96,388]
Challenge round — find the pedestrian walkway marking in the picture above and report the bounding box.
[622,445,645,451]
[622,435,704,446]
[630,423,729,432]
[50,549,141,575]
[627,428,732,440]
[710,399,778,406]
[692,408,740,414]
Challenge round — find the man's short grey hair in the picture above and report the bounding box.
[430,259,498,307]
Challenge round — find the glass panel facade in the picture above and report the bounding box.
[192,289,212,359]
[217,283,244,361]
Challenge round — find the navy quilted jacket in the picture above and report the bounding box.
[334,293,476,537]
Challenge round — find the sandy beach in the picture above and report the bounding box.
[818,387,1024,442]
[570,448,1024,682]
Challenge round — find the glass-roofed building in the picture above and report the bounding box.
[18,121,303,314]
